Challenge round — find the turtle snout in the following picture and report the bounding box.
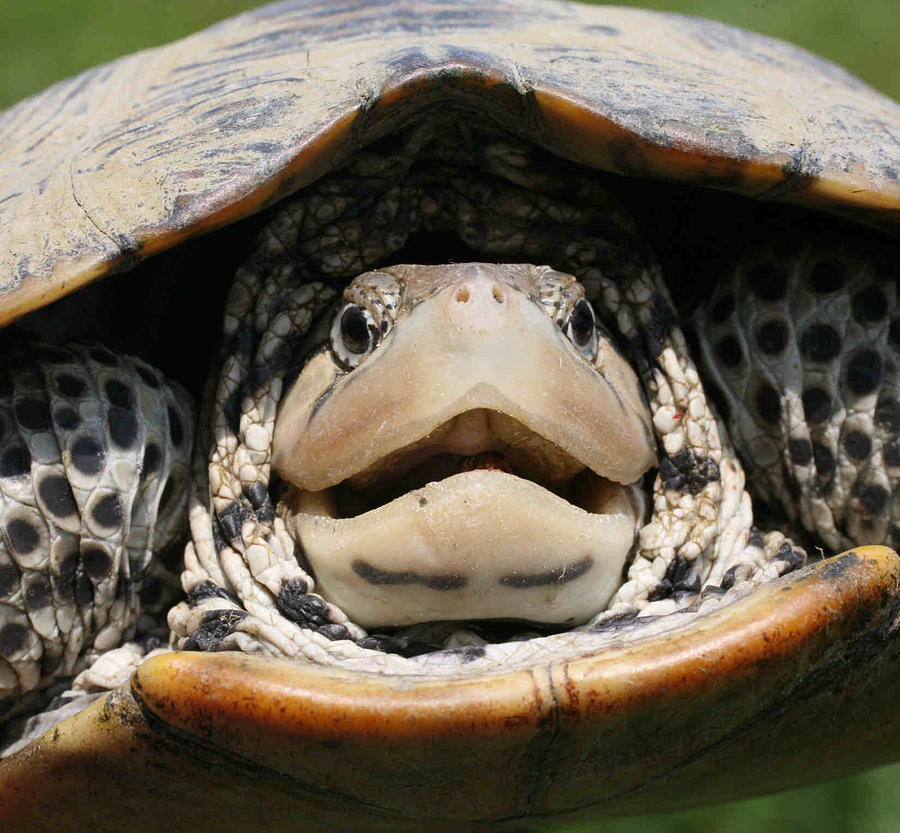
[446,269,511,334]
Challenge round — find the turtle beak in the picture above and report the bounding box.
[3,546,899,830]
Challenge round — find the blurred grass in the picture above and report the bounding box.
[1,1,899,832]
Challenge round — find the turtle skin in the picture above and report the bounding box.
[0,0,900,831]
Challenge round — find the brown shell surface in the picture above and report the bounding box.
[2,0,900,326]
[1,546,899,831]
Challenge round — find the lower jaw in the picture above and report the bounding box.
[283,469,642,629]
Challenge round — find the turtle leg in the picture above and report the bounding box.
[693,240,899,555]
[0,343,192,727]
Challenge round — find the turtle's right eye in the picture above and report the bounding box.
[331,303,379,369]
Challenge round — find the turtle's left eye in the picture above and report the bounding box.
[331,303,379,369]
[565,299,598,360]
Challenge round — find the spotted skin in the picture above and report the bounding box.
[0,345,192,714]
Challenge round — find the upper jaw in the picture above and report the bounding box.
[273,263,656,628]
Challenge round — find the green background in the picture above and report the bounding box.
[1,1,898,831]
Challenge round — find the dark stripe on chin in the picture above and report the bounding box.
[499,556,594,588]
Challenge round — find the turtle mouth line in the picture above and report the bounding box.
[295,407,626,519]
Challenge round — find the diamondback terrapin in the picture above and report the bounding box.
[1,1,900,831]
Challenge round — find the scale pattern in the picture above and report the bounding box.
[0,345,192,711]
[696,242,900,555]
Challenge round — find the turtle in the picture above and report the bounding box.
[1,0,900,830]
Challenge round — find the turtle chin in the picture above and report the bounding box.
[282,467,644,629]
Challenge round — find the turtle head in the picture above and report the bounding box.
[272,263,655,627]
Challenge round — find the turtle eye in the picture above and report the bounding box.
[331,303,379,369]
[565,299,598,360]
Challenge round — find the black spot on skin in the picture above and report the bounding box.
[184,609,248,652]
[890,319,900,351]
[755,383,781,424]
[186,580,242,607]
[141,444,161,481]
[359,634,403,653]
[53,407,79,430]
[107,408,138,449]
[71,436,104,475]
[842,430,872,461]
[756,320,789,355]
[665,557,701,594]
[276,583,328,627]
[135,366,160,388]
[720,565,740,591]
[15,398,51,431]
[788,438,813,466]
[0,564,19,598]
[246,481,268,510]
[24,579,51,608]
[92,493,123,528]
[499,557,594,589]
[82,546,112,579]
[802,387,832,423]
[167,406,185,447]
[851,285,888,324]
[89,346,118,366]
[0,445,31,477]
[54,553,79,603]
[317,623,350,641]
[711,293,735,323]
[714,335,742,368]
[799,324,841,363]
[748,528,765,549]
[104,380,134,410]
[857,483,889,514]
[875,399,900,433]
[6,519,39,554]
[659,450,720,495]
[38,475,77,518]
[590,609,639,632]
[217,501,247,543]
[808,261,845,294]
[846,350,883,396]
[748,262,788,301]
[0,623,27,658]
[40,652,62,677]
[822,549,860,579]
[55,374,86,398]
[885,441,900,467]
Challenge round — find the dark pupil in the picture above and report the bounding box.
[340,306,371,354]
[569,300,594,346]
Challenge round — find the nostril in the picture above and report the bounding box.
[455,286,470,303]
[491,284,505,304]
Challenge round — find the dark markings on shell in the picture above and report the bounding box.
[53,407,79,430]
[876,398,900,433]
[38,475,77,518]
[135,366,160,388]
[756,319,789,355]
[141,443,161,481]
[89,346,118,367]
[167,406,185,448]
[104,380,134,410]
[24,578,51,609]
[748,261,788,302]
[714,335,742,368]
[499,556,594,589]
[351,559,468,591]
[885,441,900,467]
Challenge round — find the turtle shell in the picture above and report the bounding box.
[2,1,900,830]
